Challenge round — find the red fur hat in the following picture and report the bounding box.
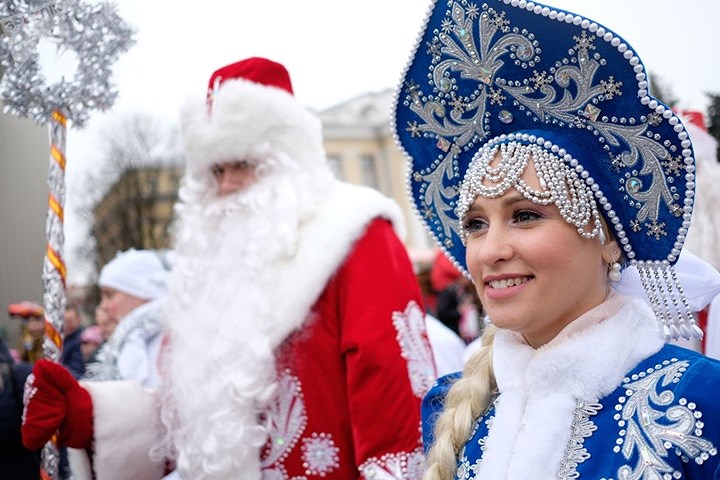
[181,56,326,173]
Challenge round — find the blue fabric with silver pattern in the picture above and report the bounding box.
[393,0,695,274]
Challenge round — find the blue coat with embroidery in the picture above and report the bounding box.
[422,302,720,479]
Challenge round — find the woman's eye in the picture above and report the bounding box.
[462,216,488,233]
[514,210,542,223]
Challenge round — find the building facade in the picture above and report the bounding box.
[0,107,51,346]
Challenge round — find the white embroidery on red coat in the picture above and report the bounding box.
[392,300,437,398]
[359,447,426,479]
[261,371,308,472]
[301,432,340,476]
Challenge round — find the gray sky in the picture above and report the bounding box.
[52,0,719,282]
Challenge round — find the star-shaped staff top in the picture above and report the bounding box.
[0,0,135,128]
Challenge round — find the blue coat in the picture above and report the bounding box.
[422,297,720,479]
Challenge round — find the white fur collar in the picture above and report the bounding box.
[270,180,404,332]
[477,295,665,479]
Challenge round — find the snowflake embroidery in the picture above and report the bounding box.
[645,220,667,240]
[488,87,506,106]
[531,70,552,90]
[301,433,339,476]
[600,76,623,100]
[450,94,467,113]
[661,155,684,177]
[440,18,454,34]
[406,121,421,138]
[422,207,436,220]
[573,30,596,52]
[489,11,510,32]
[465,3,480,20]
[646,112,663,127]
[392,301,436,398]
[630,219,642,233]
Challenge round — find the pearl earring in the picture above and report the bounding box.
[608,261,622,282]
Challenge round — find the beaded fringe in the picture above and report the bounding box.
[636,262,704,340]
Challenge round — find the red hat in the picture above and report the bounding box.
[8,301,44,319]
[181,56,327,174]
[207,57,293,105]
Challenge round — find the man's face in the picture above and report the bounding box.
[211,160,258,196]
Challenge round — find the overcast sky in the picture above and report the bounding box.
[47,0,719,282]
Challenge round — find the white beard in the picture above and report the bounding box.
[153,155,333,480]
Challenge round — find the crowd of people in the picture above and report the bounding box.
[3,1,720,479]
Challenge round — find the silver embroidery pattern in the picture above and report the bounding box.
[392,300,437,398]
[557,402,602,479]
[359,448,426,480]
[300,433,339,476]
[612,358,718,479]
[455,419,485,479]
[261,372,308,476]
[399,0,684,249]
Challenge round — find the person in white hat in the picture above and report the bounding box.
[83,248,172,389]
[22,57,433,480]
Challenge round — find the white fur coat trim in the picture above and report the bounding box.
[476,296,666,479]
[269,180,404,333]
[80,380,164,480]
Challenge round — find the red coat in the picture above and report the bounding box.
[264,219,433,478]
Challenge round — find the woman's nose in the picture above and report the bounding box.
[477,224,513,264]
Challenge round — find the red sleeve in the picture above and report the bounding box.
[328,218,434,476]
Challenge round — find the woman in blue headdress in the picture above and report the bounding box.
[394,1,720,479]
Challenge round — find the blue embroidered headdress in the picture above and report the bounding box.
[393,0,700,339]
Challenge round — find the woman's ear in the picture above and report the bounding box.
[600,237,621,265]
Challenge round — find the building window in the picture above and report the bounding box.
[327,155,343,180]
[360,154,378,189]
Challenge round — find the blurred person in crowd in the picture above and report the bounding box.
[62,304,85,379]
[22,57,433,479]
[0,335,40,479]
[79,326,103,363]
[8,301,45,365]
[82,248,171,389]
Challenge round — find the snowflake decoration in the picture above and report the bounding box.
[600,76,623,100]
[645,220,667,240]
[489,10,510,32]
[301,433,339,476]
[449,94,467,113]
[488,87,506,105]
[440,18,453,34]
[530,70,552,90]
[661,155,684,177]
[406,120,421,138]
[646,112,663,127]
[427,35,442,58]
[573,30,596,53]
[465,3,480,20]
[0,0,135,128]
[413,171,423,182]
[669,204,683,217]
[422,206,436,219]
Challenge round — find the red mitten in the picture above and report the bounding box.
[22,359,93,450]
